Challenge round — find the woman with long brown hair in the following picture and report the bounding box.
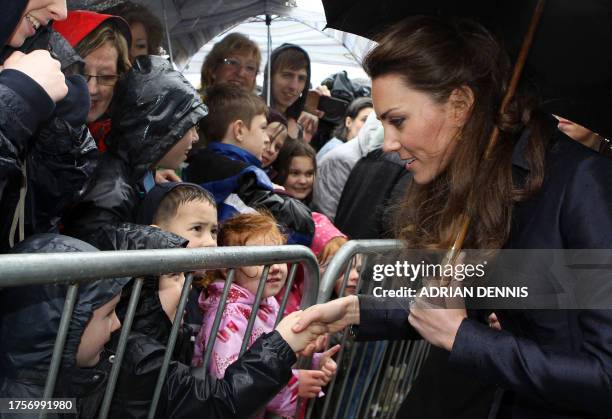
[293,16,612,418]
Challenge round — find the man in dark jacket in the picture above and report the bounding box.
[64,55,207,251]
[0,234,130,417]
[0,0,97,252]
[335,149,412,239]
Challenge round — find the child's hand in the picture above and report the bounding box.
[276,311,327,353]
[318,344,340,384]
[297,369,326,398]
[155,168,181,183]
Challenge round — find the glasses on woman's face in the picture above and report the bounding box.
[222,57,258,76]
[83,74,120,86]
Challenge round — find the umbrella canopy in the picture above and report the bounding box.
[181,14,373,88]
[68,0,375,71]
[321,0,612,139]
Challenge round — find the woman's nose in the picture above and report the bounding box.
[87,77,99,95]
[382,131,401,153]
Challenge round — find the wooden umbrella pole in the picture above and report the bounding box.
[445,0,547,268]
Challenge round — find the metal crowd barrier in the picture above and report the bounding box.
[312,239,431,419]
[0,245,319,419]
[0,239,434,419]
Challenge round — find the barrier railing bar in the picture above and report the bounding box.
[411,342,430,382]
[345,340,370,417]
[319,327,350,418]
[355,340,383,418]
[372,341,399,418]
[196,269,236,376]
[318,240,403,303]
[311,254,359,419]
[40,284,79,419]
[379,340,405,418]
[331,339,360,419]
[148,272,194,419]
[383,340,408,418]
[391,342,429,418]
[240,265,270,357]
[383,340,411,419]
[363,341,389,418]
[0,246,318,287]
[98,277,144,419]
[392,340,419,418]
[275,263,298,327]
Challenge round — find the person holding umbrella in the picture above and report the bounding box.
[292,15,612,419]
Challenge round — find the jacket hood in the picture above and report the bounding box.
[0,234,129,379]
[107,55,208,180]
[112,226,188,344]
[136,181,209,225]
[53,10,131,50]
[262,43,311,120]
[0,0,27,61]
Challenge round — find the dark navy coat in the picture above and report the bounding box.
[356,116,612,418]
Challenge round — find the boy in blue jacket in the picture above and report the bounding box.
[184,83,314,246]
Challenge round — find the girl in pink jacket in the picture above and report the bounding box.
[192,212,339,418]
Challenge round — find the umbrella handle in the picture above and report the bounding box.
[447,0,547,261]
[485,0,547,157]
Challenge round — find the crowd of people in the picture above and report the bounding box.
[0,0,611,418]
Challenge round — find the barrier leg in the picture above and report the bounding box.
[39,284,78,419]
[148,273,194,419]
[98,277,144,419]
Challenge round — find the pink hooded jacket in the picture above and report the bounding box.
[192,281,300,417]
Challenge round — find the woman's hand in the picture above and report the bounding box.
[408,298,467,351]
[292,295,360,335]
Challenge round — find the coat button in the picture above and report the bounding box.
[93,374,100,381]
[109,355,116,364]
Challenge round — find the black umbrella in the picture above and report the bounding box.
[322,0,612,139]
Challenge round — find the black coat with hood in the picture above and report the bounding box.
[103,225,300,418]
[64,55,208,250]
[0,234,129,418]
[262,43,311,121]
[0,2,97,252]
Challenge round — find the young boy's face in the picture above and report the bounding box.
[157,126,199,170]
[76,294,121,367]
[241,114,269,161]
[156,199,217,322]
[158,199,218,248]
[234,235,288,298]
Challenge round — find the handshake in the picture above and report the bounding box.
[274,295,360,354]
